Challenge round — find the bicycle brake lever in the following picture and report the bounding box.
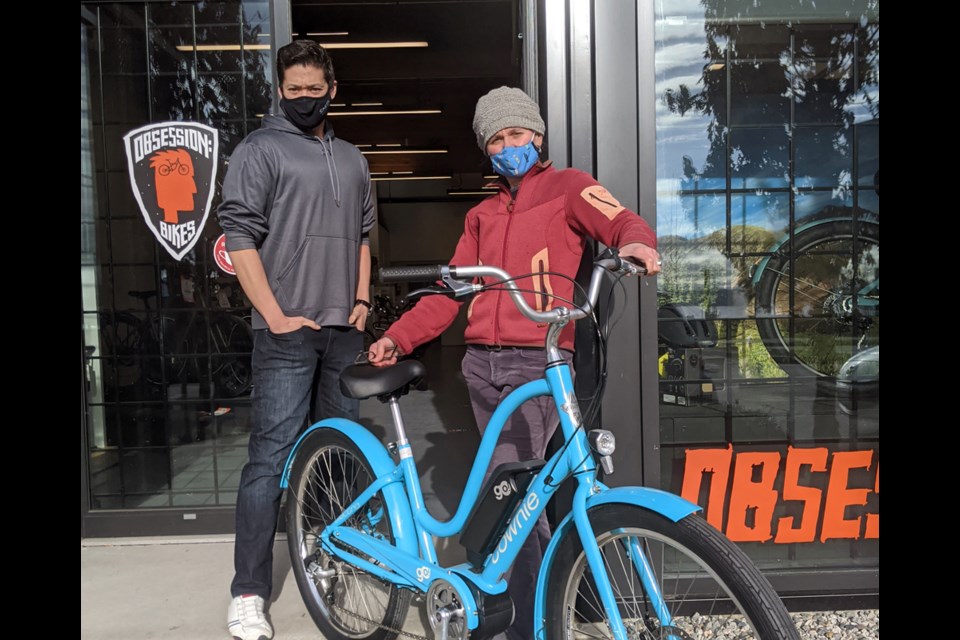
[406,266,479,300]
[440,266,480,298]
[406,285,455,299]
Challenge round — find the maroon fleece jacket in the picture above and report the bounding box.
[385,162,656,353]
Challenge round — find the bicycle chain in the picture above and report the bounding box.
[322,538,433,640]
[328,600,432,640]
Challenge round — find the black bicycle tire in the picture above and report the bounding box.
[544,504,798,639]
[286,429,411,640]
[754,219,880,377]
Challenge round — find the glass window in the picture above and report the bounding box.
[655,1,879,571]
[82,1,269,512]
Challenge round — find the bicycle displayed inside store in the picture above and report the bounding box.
[282,251,799,640]
[99,287,254,398]
[752,210,879,377]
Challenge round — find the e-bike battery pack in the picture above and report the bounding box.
[460,459,545,569]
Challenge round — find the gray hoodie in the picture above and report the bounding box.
[218,114,375,330]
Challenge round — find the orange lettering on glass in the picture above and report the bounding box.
[725,451,781,542]
[820,450,874,542]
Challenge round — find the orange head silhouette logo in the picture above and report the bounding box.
[150,149,197,224]
[124,121,219,260]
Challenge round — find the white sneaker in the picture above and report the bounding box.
[227,595,274,640]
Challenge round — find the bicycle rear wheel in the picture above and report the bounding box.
[754,219,879,377]
[545,504,798,639]
[210,314,253,397]
[286,429,411,640]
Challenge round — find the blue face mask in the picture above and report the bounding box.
[490,139,540,178]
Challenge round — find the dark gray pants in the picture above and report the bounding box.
[461,345,574,640]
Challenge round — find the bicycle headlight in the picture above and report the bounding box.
[588,429,616,457]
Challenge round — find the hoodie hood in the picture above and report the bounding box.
[261,114,342,207]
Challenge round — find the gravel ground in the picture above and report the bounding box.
[794,610,879,639]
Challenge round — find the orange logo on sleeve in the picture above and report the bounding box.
[580,185,625,220]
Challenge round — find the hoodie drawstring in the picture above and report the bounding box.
[320,136,342,207]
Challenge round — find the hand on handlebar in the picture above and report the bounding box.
[619,242,662,276]
[367,336,403,367]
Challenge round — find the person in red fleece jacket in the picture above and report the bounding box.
[368,86,660,640]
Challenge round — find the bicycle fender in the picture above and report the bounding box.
[532,487,700,639]
[280,419,419,557]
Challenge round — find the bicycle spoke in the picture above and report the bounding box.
[763,265,841,300]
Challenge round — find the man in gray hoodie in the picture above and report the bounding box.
[217,40,374,640]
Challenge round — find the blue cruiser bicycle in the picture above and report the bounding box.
[282,252,799,640]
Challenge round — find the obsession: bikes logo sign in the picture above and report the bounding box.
[123,122,218,260]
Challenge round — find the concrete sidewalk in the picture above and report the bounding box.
[81,535,434,640]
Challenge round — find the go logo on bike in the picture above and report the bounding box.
[493,481,512,501]
[415,566,431,583]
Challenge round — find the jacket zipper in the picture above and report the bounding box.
[493,192,515,346]
[538,259,548,311]
[589,192,618,208]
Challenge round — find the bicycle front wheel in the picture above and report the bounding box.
[286,429,411,640]
[545,504,798,639]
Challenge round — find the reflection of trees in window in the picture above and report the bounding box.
[146,3,272,136]
[660,1,879,299]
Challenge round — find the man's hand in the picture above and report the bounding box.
[348,302,370,331]
[619,242,662,276]
[268,316,321,334]
[367,336,402,367]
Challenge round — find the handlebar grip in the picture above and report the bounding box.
[379,265,444,283]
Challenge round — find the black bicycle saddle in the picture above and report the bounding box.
[340,359,427,400]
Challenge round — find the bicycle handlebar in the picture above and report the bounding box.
[379,265,444,283]
[379,252,645,326]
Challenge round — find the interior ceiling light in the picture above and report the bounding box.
[328,109,441,117]
[371,175,452,182]
[361,148,447,155]
[448,188,499,196]
[178,44,270,51]
[177,41,426,53]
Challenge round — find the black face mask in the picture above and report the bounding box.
[280,94,332,132]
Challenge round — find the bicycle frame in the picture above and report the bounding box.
[281,257,701,639]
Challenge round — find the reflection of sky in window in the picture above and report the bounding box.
[659,184,791,243]
[655,2,877,233]
[658,179,723,240]
[656,4,726,187]
[732,193,789,241]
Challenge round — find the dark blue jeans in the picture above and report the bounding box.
[231,326,363,599]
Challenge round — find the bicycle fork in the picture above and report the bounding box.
[570,482,677,640]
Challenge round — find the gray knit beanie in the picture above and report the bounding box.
[472,86,546,149]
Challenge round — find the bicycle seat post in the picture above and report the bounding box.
[386,396,410,458]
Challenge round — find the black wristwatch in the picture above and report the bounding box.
[354,299,372,310]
